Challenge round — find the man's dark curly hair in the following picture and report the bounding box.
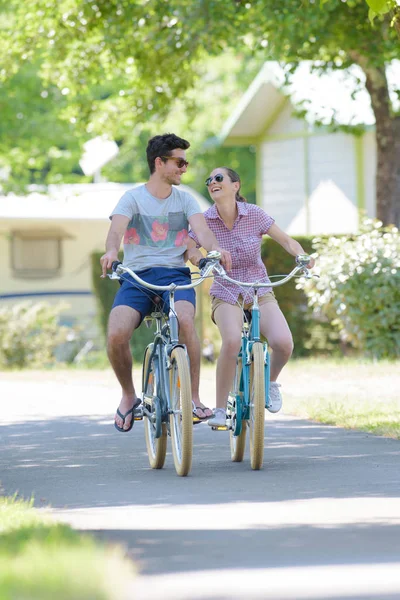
[146,133,190,174]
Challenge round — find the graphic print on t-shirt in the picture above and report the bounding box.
[124,212,188,248]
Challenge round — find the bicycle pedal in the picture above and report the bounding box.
[133,406,144,420]
[211,425,228,431]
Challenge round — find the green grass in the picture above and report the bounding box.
[281,358,400,439]
[0,496,136,600]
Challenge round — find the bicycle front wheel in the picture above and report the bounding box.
[229,356,247,462]
[143,344,167,469]
[169,347,193,477]
[249,342,265,470]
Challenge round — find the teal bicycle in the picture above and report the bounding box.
[199,253,312,470]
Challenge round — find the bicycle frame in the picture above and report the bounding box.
[228,290,271,436]
[141,291,187,436]
[201,253,312,436]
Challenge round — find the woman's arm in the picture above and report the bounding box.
[267,224,315,268]
[188,213,232,271]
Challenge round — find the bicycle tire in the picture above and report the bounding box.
[169,347,193,477]
[249,342,265,470]
[143,344,167,469]
[230,356,247,462]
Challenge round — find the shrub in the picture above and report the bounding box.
[298,220,400,359]
[261,235,341,356]
[0,302,70,369]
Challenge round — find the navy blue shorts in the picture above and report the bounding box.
[112,266,196,322]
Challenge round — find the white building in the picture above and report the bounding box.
[220,61,400,234]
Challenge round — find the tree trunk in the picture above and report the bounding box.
[394,116,400,227]
[350,53,399,227]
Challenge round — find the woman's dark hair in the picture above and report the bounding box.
[222,167,247,202]
[146,133,190,174]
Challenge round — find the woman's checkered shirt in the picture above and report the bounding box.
[189,202,275,304]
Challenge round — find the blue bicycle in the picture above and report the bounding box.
[199,253,312,470]
[110,261,210,477]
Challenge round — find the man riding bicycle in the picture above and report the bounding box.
[100,133,232,432]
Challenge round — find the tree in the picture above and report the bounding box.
[1,0,399,224]
[0,62,91,191]
[351,0,400,36]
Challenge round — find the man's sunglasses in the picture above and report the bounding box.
[160,156,189,169]
[205,174,224,187]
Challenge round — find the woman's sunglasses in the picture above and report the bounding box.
[205,174,224,187]
[160,156,189,169]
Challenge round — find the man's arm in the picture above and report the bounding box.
[100,214,130,277]
[188,213,232,271]
[267,224,315,268]
[184,237,204,267]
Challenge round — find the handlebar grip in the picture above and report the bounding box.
[111,260,122,272]
[295,254,311,266]
[199,258,208,270]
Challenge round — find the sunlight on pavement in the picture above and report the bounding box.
[51,497,400,530]
[130,563,400,600]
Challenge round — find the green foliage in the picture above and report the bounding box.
[0,63,91,191]
[91,252,155,362]
[299,220,400,358]
[90,51,260,200]
[0,496,136,599]
[2,0,397,148]
[322,0,400,30]
[0,302,70,368]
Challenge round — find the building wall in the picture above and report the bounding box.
[260,137,305,230]
[267,102,306,136]
[0,219,108,329]
[308,133,357,202]
[259,126,373,234]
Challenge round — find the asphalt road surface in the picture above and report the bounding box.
[1,370,400,599]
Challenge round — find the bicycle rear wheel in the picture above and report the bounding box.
[143,344,167,469]
[169,347,193,477]
[249,342,265,470]
[229,356,247,462]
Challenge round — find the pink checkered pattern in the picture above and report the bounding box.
[189,202,275,304]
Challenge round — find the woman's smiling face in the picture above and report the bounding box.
[206,168,238,202]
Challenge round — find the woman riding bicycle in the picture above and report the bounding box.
[186,167,315,427]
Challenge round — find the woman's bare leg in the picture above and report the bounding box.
[214,304,243,409]
[259,302,293,381]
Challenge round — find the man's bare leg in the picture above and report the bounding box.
[175,300,212,418]
[107,305,142,430]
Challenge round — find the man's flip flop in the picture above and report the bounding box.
[114,399,141,433]
[192,401,213,422]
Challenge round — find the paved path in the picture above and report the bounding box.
[1,370,400,599]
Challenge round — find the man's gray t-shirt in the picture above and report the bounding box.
[110,184,202,271]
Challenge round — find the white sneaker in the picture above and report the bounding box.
[267,382,282,413]
[208,408,227,427]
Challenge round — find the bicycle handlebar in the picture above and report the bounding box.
[109,261,210,292]
[199,252,313,288]
[109,251,313,293]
